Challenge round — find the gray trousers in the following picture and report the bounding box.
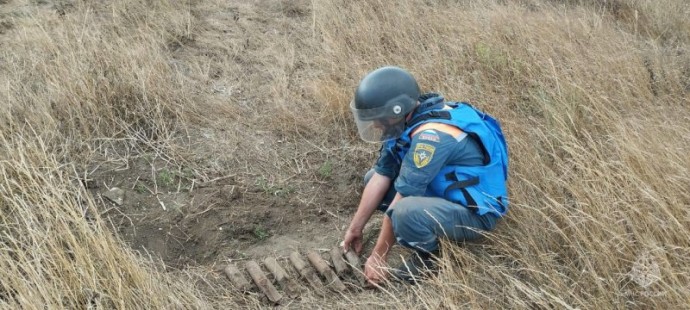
[364,169,498,253]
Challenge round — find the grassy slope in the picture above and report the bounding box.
[314,0,690,308]
[1,0,689,308]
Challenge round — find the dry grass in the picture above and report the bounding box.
[314,0,690,308]
[1,0,689,308]
[314,1,690,309]
[0,0,244,308]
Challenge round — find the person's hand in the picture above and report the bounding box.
[342,228,363,255]
[364,253,388,287]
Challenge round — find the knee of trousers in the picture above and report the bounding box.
[388,197,434,238]
[388,197,439,252]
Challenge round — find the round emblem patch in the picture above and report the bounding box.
[413,143,436,168]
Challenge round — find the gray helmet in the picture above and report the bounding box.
[350,66,420,142]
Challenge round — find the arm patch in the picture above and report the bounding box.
[395,130,456,197]
[413,143,436,168]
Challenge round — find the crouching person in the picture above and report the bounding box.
[342,66,509,285]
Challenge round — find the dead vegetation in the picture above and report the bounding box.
[0,0,689,308]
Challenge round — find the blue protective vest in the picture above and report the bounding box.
[385,102,509,217]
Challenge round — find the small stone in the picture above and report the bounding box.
[102,187,125,206]
[220,185,240,200]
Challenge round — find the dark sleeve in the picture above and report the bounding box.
[373,145,399,179]
[394,129,456,196]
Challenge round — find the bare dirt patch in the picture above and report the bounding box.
[88,156,362,269]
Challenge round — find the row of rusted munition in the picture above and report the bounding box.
[223,247,365,304]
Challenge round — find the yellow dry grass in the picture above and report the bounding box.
[1,0,688,308]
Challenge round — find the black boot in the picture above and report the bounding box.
[391,250,440,285]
